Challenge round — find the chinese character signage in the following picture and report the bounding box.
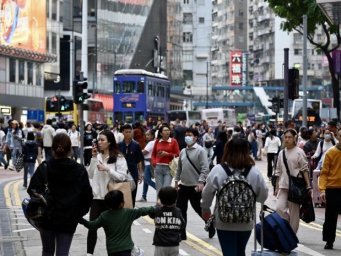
[230,51,247,86]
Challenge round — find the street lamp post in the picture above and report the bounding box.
[206,62,209,109]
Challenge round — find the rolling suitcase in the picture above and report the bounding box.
[252,204,298,256]
[312,169,324,207]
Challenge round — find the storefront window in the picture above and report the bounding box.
[9,59,16,82]
[27,62,33,85]
[19,60,25,83]
[35,63,42,86]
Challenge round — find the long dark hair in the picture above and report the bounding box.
[221,138,255,169]
[99,130,121,164]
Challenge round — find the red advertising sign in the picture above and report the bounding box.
[0,0,46,53]
[230,51,242,86]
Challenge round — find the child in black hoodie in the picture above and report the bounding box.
[149,186,185,256]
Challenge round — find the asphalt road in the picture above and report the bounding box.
[1,159,341,256]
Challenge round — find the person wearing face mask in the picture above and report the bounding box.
[311,129,336,170]
[174,128,214,240]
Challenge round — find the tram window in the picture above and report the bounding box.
[136,112,144,122]
[148,82,152,96]
[114,81,120,93]
[138,81,144,93]
[122,81,135,93]
[114,112,123,123]
[124,112,133,123]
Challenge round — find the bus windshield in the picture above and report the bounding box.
[169,111,186,121]
[292,99,322,126]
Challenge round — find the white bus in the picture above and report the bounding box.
[201,108,237,128]
[83,98,105,124]
[291,99,322,127]
[168,110,201,127]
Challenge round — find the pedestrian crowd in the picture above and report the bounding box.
[2,117,341,255]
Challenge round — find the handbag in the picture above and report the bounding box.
[22,162,50,229]
[169,156,179,178]
[204,141,213,148]
[283,150,307,205]
[14,152,24,172]
[300,196,315,223]
[107,181,133,209]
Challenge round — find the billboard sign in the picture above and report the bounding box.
[0,0,46,53]
[230,51,247,86]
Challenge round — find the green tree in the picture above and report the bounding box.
[266,0,341,119]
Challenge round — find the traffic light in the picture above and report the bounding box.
[268,96,280,113]
[73,77,90,104]
[288,68,299,100]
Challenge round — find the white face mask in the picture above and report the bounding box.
[185,136,194,146]
[324,134,331,140]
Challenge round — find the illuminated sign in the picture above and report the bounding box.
[298,116,316,122]
[0,0,46,53]
[122,102,136,108]
[230,51,243,86]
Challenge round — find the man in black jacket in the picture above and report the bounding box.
[173,119,187,150]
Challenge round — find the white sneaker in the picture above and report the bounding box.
[136,197,147,202]
[8,165,15,171]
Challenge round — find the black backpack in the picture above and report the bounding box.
[23,143,37,163]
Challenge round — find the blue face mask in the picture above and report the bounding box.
[185,136,194,146]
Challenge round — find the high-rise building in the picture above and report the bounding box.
[181,0,212,109]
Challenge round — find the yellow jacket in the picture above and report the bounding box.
[319,145,341,193]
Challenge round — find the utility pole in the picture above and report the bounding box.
[284,48,289,122]
[302,15,308,127]
[206,62,209,109]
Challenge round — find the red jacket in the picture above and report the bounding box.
[151,138,180,166]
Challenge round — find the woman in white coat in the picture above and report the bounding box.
[86,129,128,256]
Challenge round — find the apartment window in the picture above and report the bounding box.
[52,33,57,54]
[9,59,16,83]
[239,36,244,43]
[312,63,315,69]
[198,0,205,5]
[183,32,193,43]
[52,0,57,20]
[199,17,205,23]
[27,62,33,85]
[294,33,302,41]
[183,70,193,80]
[59,1,63,22]
[183,13,192,23]
[249,32,253,40]
[47,0,50,18]
[239,23,244,30]
[46,33,50,53]
[294,49,302,55]
[184,0,189,3]
[239,10,243,16]
[318,64,322,69]
[183,51,193,61]
[317,34,322,40]
[311,49,315,55]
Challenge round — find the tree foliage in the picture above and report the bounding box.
[265,0,341,118]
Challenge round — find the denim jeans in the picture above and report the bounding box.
[142,164,156,199]
[154,165,172,195]
[40,229,74,256]
[0,151,8,166]
[44,147,53,162]
[71,147,78,161]
[251,140,258,159]
[11,148,20,164]
[23,162,35,187]
[216,229,252,256]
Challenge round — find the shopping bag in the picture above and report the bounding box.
[107,181,133,209]
[14,153,24,172]
[169,157,179,177]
